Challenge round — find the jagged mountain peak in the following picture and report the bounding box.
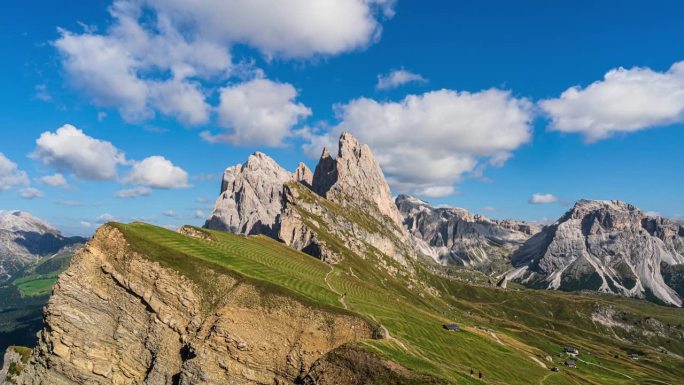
[206,131,412,267]
[0,210,59,235]
[206,152,292,235]
[510,199,684,306]
[312,132,404,229]
[293,162,313,188]
[396,195,539,268]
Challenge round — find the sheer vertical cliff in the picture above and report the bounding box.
[13,225,375,385]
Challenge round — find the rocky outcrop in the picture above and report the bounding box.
[510,200,684,306]
[0,211,85,283]
[205,132,414,268]
[396,195,539,271]
[293,162,313,188]
[312,133,405,230]
[204,152,292,236]
[299,344,449,385]
[14,225,375,385]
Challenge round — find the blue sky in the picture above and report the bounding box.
[1,0,683,235]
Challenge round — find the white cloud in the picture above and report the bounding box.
[194,210,206,219]
[482,206,496,212]
[376,69,427,90]
[40,173,68,187]
[139,0,395,58]
[96,213,116,223]
[115,186,152,198]
[540,61,684,142]
[148,79,211,126]
[20,187,43,199]
[204,78,311,146]
[162,210,177,217]
[80,221,92,228]
[414,186,455,198]
[54,0,393,127]
[35,84,52,101]
[124,156,189,189]
[55,200,85,207]
[644,210,661,218]
[0,153,29,190]
[528,193,559,204]
[32,124,126,180]
[304,88,533,197]
[55,1,229,124]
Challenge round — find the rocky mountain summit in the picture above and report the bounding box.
[509,199,684,306]
[206,132,412,266]
[204,153,292,237]
[397,195,540,271]
[0,211,85,282]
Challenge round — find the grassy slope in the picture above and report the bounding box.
[112,222,684,385]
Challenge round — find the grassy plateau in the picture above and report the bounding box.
[111,221,684,385]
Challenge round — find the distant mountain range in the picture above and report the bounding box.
[0,211,86,283]
[508,200,684,306]
[205,134,684,307]
[6,133,684,385]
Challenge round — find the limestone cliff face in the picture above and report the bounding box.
[311,133,405,230]
[205,132,414,268]
[510,200,684,306]
[14,225,374,385]
[292,162,313,188]
[396,195,539,270]
[204,152,292,236]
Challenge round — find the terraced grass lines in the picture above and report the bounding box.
[112,223,684,385]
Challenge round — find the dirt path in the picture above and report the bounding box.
[577,358,633,380]
[324,265,348,309]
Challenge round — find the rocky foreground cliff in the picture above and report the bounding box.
[10,225,379,385]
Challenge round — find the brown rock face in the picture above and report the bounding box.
[15,225,374,385]
[300,344,449,385]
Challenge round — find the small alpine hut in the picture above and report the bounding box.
[443,323,460,331]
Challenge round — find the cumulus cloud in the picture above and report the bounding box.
[96,213,116,223]
[55,200,85,207]
[0,153,29,190]
[115,186,152,198]
[80,221,92,228]
[54,0,393,128]
[137,0,395,58]
[162,210,176,217]
[124,156,189,189]
[376,69,427,90]
[528,193,559,204]
[20,187,44,199]
[304,88,533,197]
[40,173,68,187]
[540,61,684,141]
[204,78,311,146]
[32,124,126,180]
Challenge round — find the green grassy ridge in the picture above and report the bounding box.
[110,223,371,322]
[110,222,684,384]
